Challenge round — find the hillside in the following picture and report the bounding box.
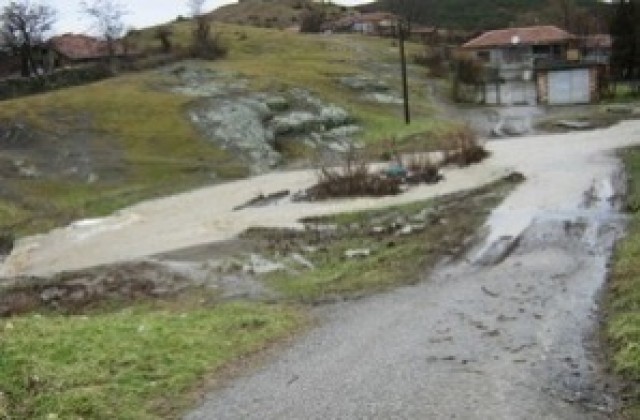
[209,0,346,29]
[360,0,610,31]
[0,22,450,237]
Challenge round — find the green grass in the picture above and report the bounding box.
[0,302,302,419]
[606,148,640,417]
[263,177,517,302]
[0,23,456,237]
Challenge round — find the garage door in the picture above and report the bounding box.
[548,69,590,105]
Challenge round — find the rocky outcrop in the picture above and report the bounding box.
[165,63,362,173]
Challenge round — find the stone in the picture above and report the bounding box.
[319,105,351,128]
[191,98,281,171]
[339,75,389,92]
[244,254,285,275]
[290,253,315,270]
[345,248,371,259]
[271,112,321,135]
[264,96,289,112]
[364,92,403,105]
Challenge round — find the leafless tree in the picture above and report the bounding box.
[188,0,207,17]
[155,26,173,53]
[81,0,128,59]
[1,0,56,77]
[383,0,426,32]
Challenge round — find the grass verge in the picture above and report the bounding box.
[605,147,640,419]
[0,302,303,419]
[252,175,520,303]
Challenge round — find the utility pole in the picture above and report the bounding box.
[398,19,411,125]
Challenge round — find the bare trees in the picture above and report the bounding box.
[185,0,226,59]
[382,0,426,32]
[188,0,207,18]
[0,0,56,77]
[81,0,128,59]
[611,0,640,81]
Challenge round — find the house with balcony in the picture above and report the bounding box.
[461,25,606,105]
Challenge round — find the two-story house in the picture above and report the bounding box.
[462,25,604,105]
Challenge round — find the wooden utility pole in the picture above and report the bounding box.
[398,20,411,125]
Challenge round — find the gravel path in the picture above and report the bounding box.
[185,121,640,419]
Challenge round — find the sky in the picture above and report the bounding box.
[2,0,370,35]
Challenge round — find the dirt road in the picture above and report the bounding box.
[185,121,640,419]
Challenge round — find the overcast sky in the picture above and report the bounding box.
[1,0,369,35]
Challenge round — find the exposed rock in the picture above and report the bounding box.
[320,105,352,128]
[272,111,321,135]
[243,254,285,275]
[191,98,281,171]
[339,75,389,92]
[264,96,290,112]
[324,125,362,140]
[345,248,371,259]
[290,253,315,270]
[364,92,403,105]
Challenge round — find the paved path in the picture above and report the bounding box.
[186,121,640,419]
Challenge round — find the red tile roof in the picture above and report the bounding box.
[50,34,124,60]
[462,26,574,49]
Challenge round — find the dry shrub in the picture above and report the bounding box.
[403,154,442,184]
[190,16,228,60]
[442,127,489,167]
[308,149,401,200]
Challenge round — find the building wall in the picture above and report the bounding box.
[536,67,598,105]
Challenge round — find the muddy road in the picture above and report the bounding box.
[186,122,640,419]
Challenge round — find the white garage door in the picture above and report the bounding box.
[548,69,590,105]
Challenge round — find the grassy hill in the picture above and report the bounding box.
[209,0,346,29]
[0,21,451,237]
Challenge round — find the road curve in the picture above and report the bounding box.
[186,121,640,419]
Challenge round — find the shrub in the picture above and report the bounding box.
[403,154,442,184]
[190,16,228,60]
[442,127,489,167]
[300,9,326,33]
[307,149,401,200]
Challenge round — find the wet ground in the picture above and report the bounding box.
[188,213,621,419]
[185,123,640,419]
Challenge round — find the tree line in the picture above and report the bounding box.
[0,0,225,78]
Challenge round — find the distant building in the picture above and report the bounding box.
[352,12,397,36]
[461,25,607,105]
[49,34,131,67]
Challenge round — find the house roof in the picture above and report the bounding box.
[354,12,397,24]
[462,26,574,49]
[49,34,125,60]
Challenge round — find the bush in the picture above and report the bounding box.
[442,127,490,167]
[190,16,228,60]
[300,9,326,33]
[307,149,401,200]
[403,154,442,184]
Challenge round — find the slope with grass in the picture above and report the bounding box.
[0,22,454,238]
[605,148,640,419]
[0,301,302,419]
